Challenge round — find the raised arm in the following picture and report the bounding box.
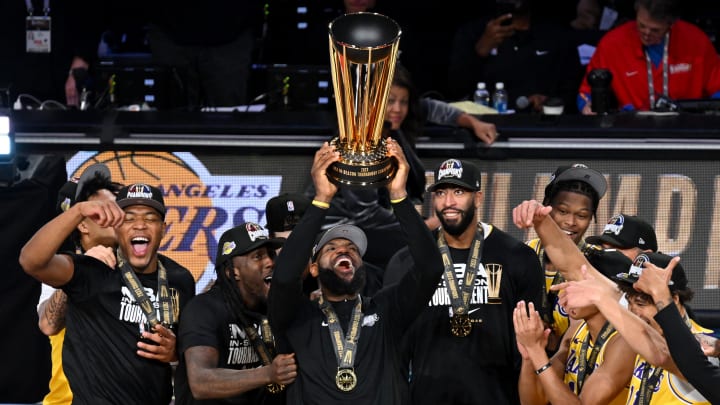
[637,260,720,401]
[268,142,339,332]
[20,199,124,287]
[386,137,444,305]
[512,200,616,287]
[553,265,678,375]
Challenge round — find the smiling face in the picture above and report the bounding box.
[312,238,365,297]
[626,291,663,334]
[117,205,165,273]
[230,246,275,309]
[314,238,362,282]
[549,190,594,245]
[386,84,409,131]
[433,187,480,236]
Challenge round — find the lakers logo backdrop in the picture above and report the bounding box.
[63,151,720,311]
[67,151,282,292]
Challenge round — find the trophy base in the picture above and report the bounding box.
[327,138,397,188]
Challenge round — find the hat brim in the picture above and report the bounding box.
[585,234,630,249]
[56,181,79,213]
[427,179,479,192]
[613,272,676,289]
[216,238,285,269]
[612,272,637,286]
[314,224,367,260]
[117,198,167,216]
[554,167,607,198]
[585,249,633,280]
[76,163,111,200]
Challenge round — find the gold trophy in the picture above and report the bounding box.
[326,12,402,187]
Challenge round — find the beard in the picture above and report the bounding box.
[437,203,476,236]
[317,264,367,296]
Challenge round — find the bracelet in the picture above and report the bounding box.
[390,195,407,204]
[534,361,552,375]
[311,199,330,209]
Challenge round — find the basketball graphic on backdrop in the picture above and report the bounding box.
[71,151,215,281]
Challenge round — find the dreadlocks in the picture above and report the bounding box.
[216,258,251,325]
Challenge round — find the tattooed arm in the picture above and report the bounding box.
[38,289,68,336]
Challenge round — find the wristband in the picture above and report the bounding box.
[534,361,552,375]
[390,195,407,204]
[311,199,330,209]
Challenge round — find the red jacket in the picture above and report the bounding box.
[579,20,720,111]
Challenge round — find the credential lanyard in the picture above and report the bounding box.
[236,312,275,366]
[576,321,615,393]
[637,363,663,405]
[318,295,363,370]
[645,32,670,108]
[538,247,565,325]
[117,249,175,327]
[437,225,484,315]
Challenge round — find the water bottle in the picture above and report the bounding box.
[493,82,508,113]
[473,82,490,106]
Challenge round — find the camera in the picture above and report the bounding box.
[587,68,614,114]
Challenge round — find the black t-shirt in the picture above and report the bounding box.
[385,225,544,405]
[268,198,443,404]
[655,304,720,404]
[174,285,285,405]
[61,253,195,404]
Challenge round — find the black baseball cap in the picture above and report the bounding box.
[265,193,311,233]
[75,163,111,200]
[427,159,481,192]
[215,222,284,269]
[585,247,634,280]
[56,163,114,215]
[543,163,607,203]
[613,252,687,291]
[116,183,166,217]
[56,181,78,215]
[586,214,658,252]
[312,224,367,260]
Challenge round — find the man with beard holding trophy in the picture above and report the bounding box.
[268,13,442,403]
[384,158,544,404]
[268,137,443,403]
[268,130,442,404]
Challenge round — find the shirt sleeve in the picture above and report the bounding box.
[377,198,443,330]
[421,98,462,127]
[654,304,720,403]
[267,204,326,333]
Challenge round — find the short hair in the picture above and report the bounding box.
[545,180,601,221]
[69,173,121,251]
[634,0,679,23]
[619,282,695,306]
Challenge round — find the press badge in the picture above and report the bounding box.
[26,16,51,53]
